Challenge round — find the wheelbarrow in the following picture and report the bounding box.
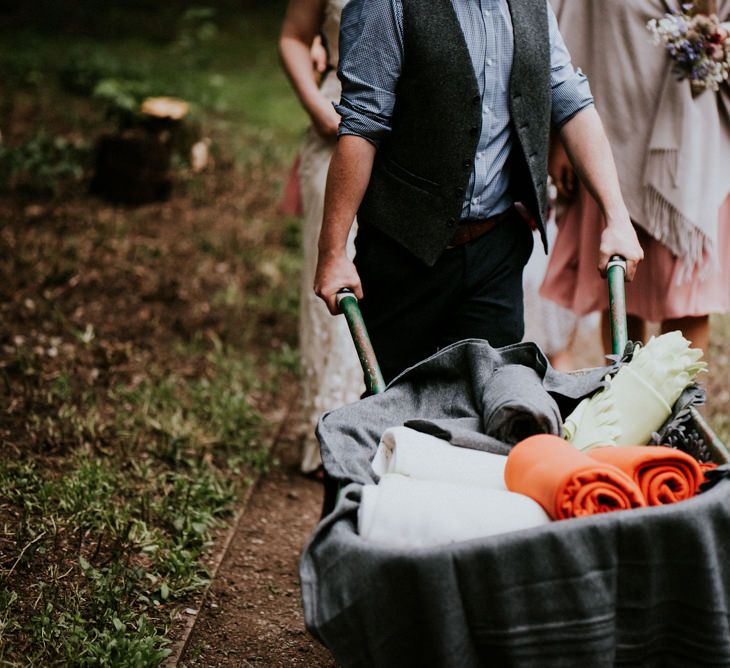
[300,256,730,667]
[335,255,730,463]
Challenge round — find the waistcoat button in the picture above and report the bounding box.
[454,186,465,197]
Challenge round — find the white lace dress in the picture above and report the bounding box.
[298,0,364,473]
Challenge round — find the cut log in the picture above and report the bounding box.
[91,96,195,204]
[90,129,173,204]
[140,97,190,121]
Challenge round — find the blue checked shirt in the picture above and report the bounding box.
[336,0,594,219]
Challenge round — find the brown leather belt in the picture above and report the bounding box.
[448,208,514,248]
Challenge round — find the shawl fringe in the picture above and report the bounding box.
[644,184,716,283]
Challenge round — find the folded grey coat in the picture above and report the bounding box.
[316,338,613,485]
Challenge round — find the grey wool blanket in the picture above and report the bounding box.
[316,339,613,486]
[301,340,730,666]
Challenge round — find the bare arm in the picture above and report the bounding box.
[314,135,377,314]
[313,0,403,314]
[310,34,328,75]
[559,107,644,280]
[279,0,339,137]
[548,135,578,202]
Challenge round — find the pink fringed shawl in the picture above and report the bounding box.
[552,0,730,275]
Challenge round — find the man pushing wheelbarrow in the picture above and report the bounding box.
[313,0,642,384]
[311,0,643,517]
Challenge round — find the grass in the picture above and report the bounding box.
[0,2,306,191]
[0,3,306,664]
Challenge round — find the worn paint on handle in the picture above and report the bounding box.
[607,256,628,357]
[337,292,387,395]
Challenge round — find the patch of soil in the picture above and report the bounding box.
[178,419,336,667]
[0,163,300,655]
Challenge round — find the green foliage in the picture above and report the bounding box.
[1,6,307,197]
[92,77,154,125]
[0,589,21,663]
[174,7,219,68]
[28,582,172,666]
[58,8,223,121]
[0,48,45,90]
[0,330,273,664]
[113,349,265,473]
[0,131,91,196]
[281,216,303,251]
[59,46,148,96]
[0,351,263,664]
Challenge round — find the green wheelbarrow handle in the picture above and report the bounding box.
[336,289,387,395]
[606,255,629,357]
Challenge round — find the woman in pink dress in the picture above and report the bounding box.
[542,0,730,353]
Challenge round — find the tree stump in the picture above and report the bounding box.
[90,97,189,205]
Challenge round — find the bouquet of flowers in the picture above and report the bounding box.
[647,4,730,93]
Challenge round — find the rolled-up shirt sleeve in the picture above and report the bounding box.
[335,0,404,146]
[547,1,593,128]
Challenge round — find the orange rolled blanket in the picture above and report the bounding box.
[589,446,703,505]
[504,435,646,520]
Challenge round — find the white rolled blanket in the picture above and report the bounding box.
[371,426,507,489]
[359,474,551,548]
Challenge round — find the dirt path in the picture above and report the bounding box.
[178,417,336,667]
[172,322,603,666]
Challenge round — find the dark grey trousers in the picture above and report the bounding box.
[354,208,534,383]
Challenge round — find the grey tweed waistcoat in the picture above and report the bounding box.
[357,0,551,266]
